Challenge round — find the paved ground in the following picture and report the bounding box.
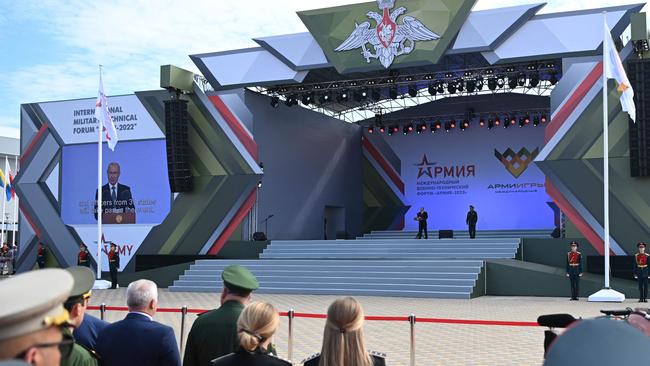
[87,289,643,366]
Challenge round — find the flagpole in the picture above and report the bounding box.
[1,157,7,246]
[97,65,104,280]
[602,12,611,290]
[12,156,18,247]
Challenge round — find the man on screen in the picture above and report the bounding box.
[94,162,136,223]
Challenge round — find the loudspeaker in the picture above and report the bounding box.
[439,230,454,239]
[628,59,650,177]
[253,232,267,241]
[164,99,193,192]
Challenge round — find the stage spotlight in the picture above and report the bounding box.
[428,84,437,96]
[456,79,465,92]
[403,126,409,135]
[479,118,486,127]
[461,120,469,131]
[354,89,369,102]
[487,77,497,91]
[524,115,531,125]
[407,124,414,132]
[301,92,314,105]
[388,125,398,136]
[430,122,437,133]
[476,77,484,91]
[444,122,451,132]
[466,79,476,93]
[519,118,526,128]
[529,74,540,88]
[533,116,540,127]
[450,120,456,129]
[487,118,494,129]
[336,89,349,103]
[371,88,382,101]
[510,116,517,126]
[318,91,331,104]
[494,117,501,126]
[497,76,505,88]
[508,77,518,89]
[437,82,445,94]
[541,114,548,123]
[517,73,526,86]
[379,125,386,133]
[257,181,263,188]
[447,82,457,94]
[408,85,418,97]
[549,74,559,85]
[389,86,398,100]
[417,123,427,133]
[270,96,280,108]
[285,95,298,107]
[434,121,442,131]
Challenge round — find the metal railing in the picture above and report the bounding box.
[88,304,539,365]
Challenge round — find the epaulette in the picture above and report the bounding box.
[268,353,292,365]
[301,353,321,363]
[77,342,100,360]
[369,350,387,358]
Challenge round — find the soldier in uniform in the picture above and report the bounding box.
[0,269,74,365]
[566,241,582,301]
[36,242,47,269]
[61,267,98,366]
[634,242,650,303]
[77,244,90,268]
[107,243,120,289]
[183,265,260,366]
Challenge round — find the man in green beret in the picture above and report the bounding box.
[0,269,74,365]
[183,265,259,366]
[61,267,98,366]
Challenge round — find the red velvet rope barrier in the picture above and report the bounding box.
[87,306,539,327]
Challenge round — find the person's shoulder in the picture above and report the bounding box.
[85,314,109,328]
[73,342,99,365]
[265,353,292,365]
[118,183,131,191]
[301,353,320,366]
[369,350,387,365]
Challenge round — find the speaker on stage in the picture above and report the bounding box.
[164,99,193,192]
[253,232,267,241]
[439,230,454,239]
[628,58,650,177]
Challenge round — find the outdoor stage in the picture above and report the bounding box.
[88,288,642,365]
[13,0,650,304]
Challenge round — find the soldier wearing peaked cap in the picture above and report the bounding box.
[566,241,582,301]
[634,242,650,303]
[183,265,260,366]
[61,267,98,366]
[77,244,90,268]
[107,243,120,289]
[0,269,74,365]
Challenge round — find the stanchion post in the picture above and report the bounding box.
[409,314,416,366]
[180,306,188,353]
[287,309,295,362]
[100,303,106,321]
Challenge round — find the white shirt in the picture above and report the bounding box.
[129,311,153,321]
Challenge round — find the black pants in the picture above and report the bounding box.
[37,260,45,269]
[417,222,428,239]
[468,224,476,239]
[637,267,649,300]
[110,266,118,289]
[568,267,580,299]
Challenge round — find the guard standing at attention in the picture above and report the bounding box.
[77,244,90,267]
[415,207,428,239]
[466,205,478,239]
[634,242,650,303]
[183,265,260,366]
[107,243,120,289]
[566,241,582,301]
[36,242,47,269]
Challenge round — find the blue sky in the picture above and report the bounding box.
[0,0,643,139]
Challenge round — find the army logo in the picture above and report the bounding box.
[494,147,540,178]
[335,0,440,68]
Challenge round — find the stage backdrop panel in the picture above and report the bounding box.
[379,124,553,230]
[61,139,172,225]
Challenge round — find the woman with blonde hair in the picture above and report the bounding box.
[302,297,386,366]
[211,302,290,366]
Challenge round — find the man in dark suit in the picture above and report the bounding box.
[74,313,108,352]
[107,243,120,289]
[466,205,478,239]
[96,279,180,366]
[94,162,135,221]
[415,207,428,239]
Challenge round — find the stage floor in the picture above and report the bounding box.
[88,289,637,366]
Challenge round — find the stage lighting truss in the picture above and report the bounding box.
[363,108,550,135]
[250,61,560,123]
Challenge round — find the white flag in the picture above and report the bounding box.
[603,19,636,123]
[95,73,119,150]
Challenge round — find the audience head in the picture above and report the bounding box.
[320,297,372,366]
[63,267,95,328]
[0,269,74,365]
[126,279,158,316]
[237,302,279,352]
[220,265,259,305]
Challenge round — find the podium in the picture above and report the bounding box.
[102,212,136,224]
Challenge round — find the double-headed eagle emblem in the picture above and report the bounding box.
[335,0,440,68]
